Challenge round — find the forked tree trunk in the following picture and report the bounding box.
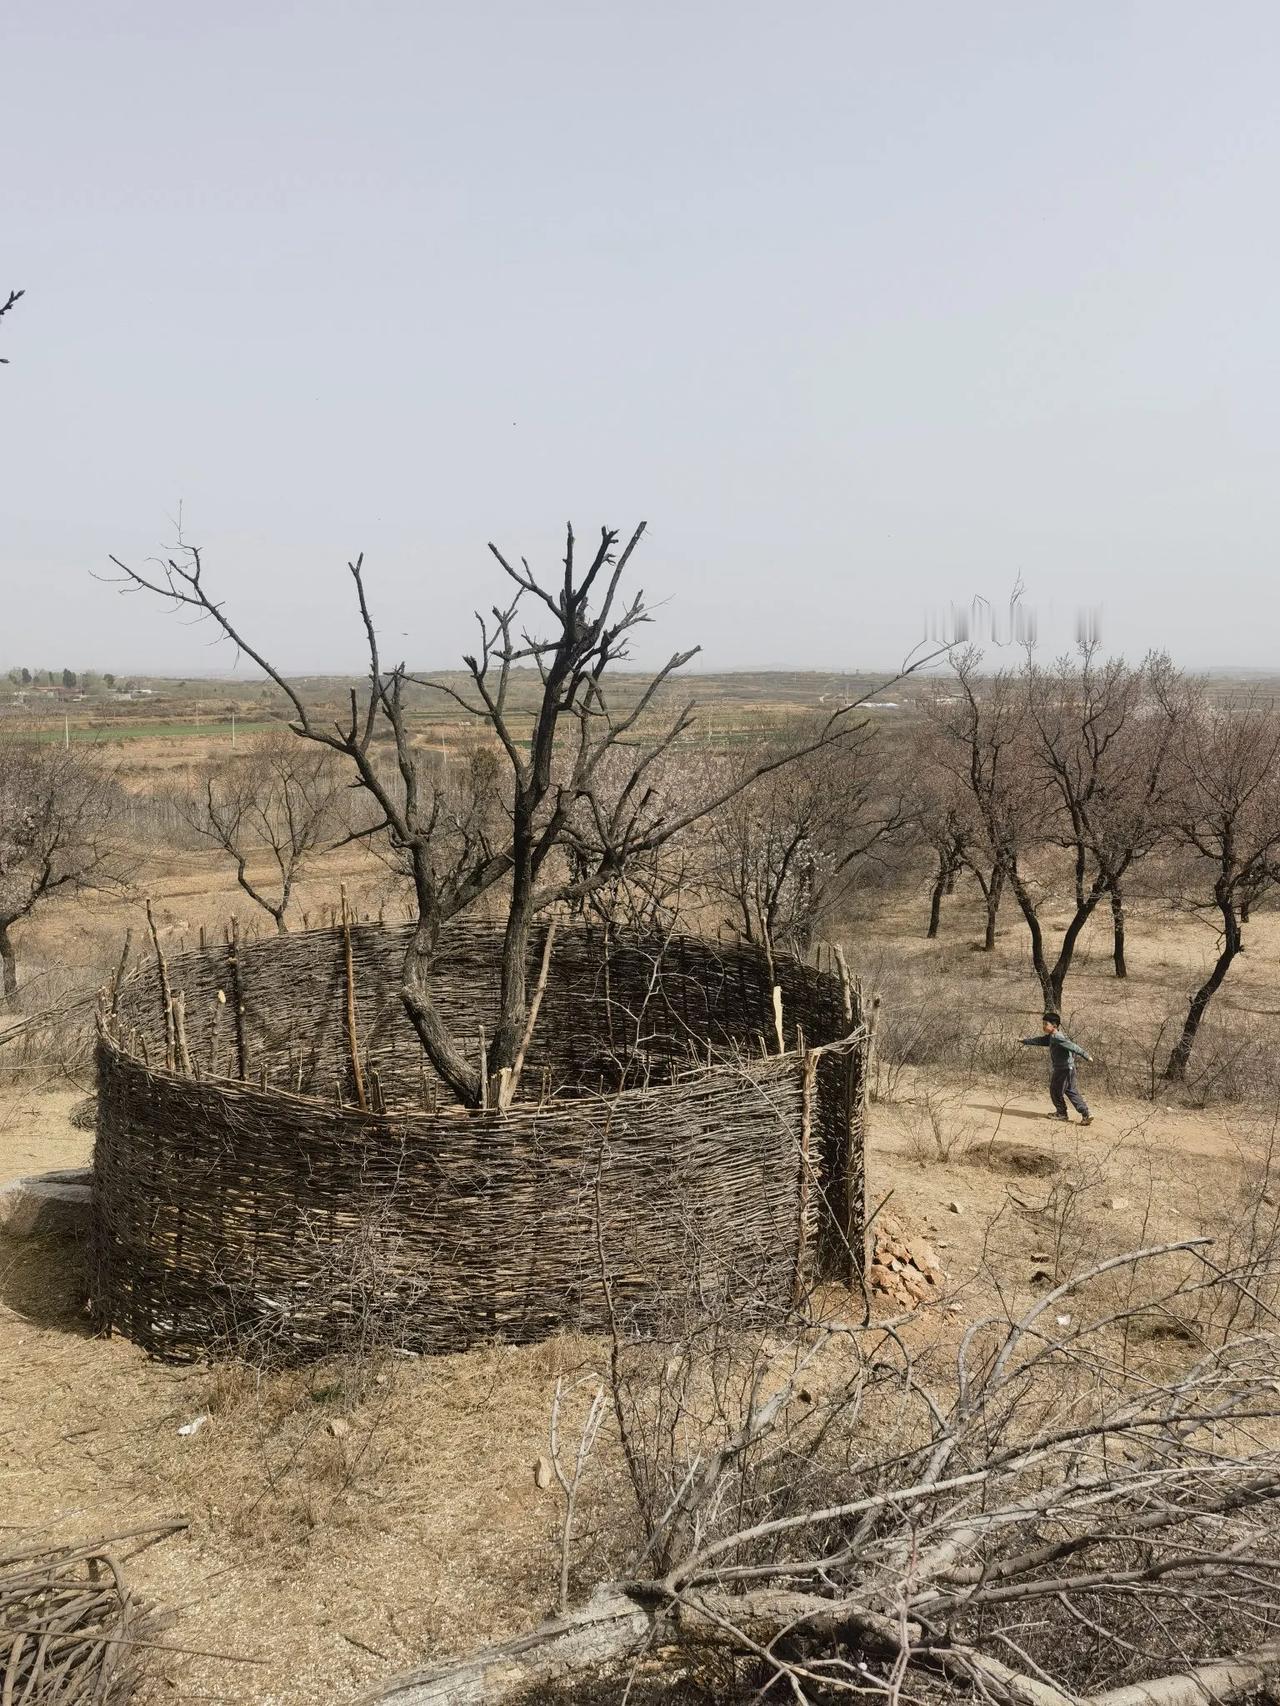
[1005,863,1053,1005]
[234,860,292,938]
[1164,892,1240,1082]
[1048,878,1109,1005]
[976,862,1004,951]
[927,850,959,939]
[400,844,547,1110]
[1007,861,1108,1011]
[400,909,483,1107]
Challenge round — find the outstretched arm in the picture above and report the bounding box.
[1057,1032,1092,1060]
[1020,1035,1050,1047]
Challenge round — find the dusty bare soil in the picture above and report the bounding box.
[2,857,1275,1703]
[1,1082,1256,1703]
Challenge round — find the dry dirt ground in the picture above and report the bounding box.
[1,852,1275,1703]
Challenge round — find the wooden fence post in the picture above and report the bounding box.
[843,979,873,1286]
[145,901,176,1071]
[341,887,368,1111]
[794,1033,817,1304]
[227,917,247,1081]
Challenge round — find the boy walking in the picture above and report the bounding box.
[1021,1012,1093,1124]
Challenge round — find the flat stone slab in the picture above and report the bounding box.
[0,1167,93,1240]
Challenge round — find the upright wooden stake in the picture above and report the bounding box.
[145,900,176,1070]
[771,985,785,1054]
[844,977,874,1288]
[173,991,192,1075]
[833,944,854,1029]
[500,920,558,1110]
[227,917,247,1081]
[341,886,368,1111]
[793,1038,816,1305]
[109,928,133,1019]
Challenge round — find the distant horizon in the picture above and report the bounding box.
[7,655,1280,685]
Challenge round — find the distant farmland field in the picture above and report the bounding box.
[24,719,280,743]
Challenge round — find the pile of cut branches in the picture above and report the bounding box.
[373,1241,1280,1705]
[0,1522,183,1706]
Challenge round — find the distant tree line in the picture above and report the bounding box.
[6,669,125,690]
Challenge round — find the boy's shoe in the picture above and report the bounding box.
[1047,1112,1068,1121]
[1080,1115,1093,1126]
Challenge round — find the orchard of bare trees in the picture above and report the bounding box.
[3,609,1276,1096]
[913,649,1280,1083]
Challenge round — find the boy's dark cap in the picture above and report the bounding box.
[1042,1011,1061,1025]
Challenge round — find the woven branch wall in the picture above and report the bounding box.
[91,924,866,1361]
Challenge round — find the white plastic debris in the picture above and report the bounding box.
[1056,1314,1072,1328]
[177,1414,210,1437]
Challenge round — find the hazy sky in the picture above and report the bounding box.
[4,2,1279,676]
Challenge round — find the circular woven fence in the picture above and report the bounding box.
[90,922,867,1361]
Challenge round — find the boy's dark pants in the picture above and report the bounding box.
[1050,1062,1090,1119]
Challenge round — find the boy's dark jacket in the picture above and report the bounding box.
[1021,1029,1092,1071]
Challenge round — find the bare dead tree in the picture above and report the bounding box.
[174,727,342,933]
[1099,655,1196,977]
[108,525,940,1108]
[924,651,1188,1006]
[705,721,909,966]
[558,743,712,935]
[905,729,975,939]
[1162,690,1280,1083]
[0,740,127,999]
[0,287,23,363]
[375,1240,1280,1706]
[1238,866,1274,926]
[925,652,1039,957]
[1017,648,1187,1000]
